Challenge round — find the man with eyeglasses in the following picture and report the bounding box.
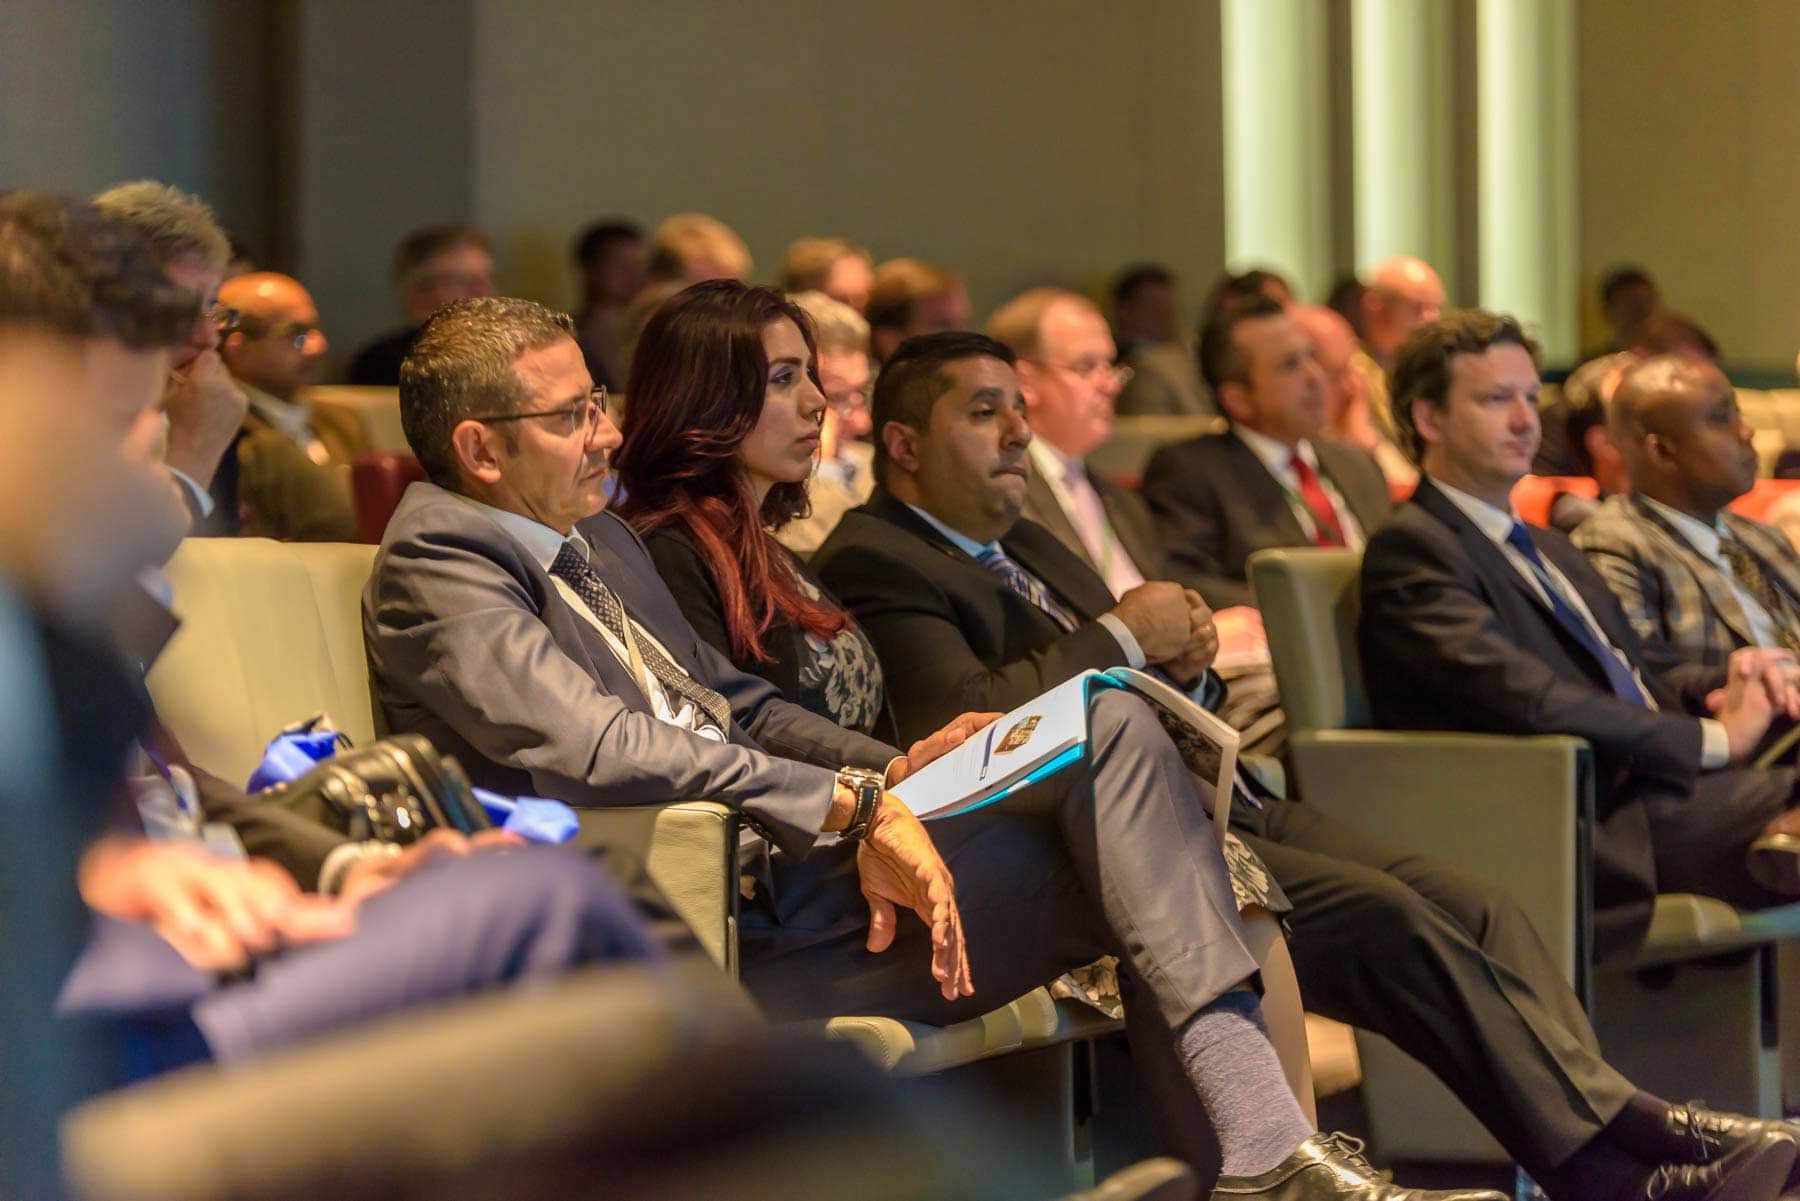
[1142,294,1395,610]
[214,272,361,540]
[92,181,251,534]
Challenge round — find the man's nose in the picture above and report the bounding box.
[591,410,623,452]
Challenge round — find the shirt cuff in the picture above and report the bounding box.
[168,466,215,519]
[1699,718,1730,769]
[1097,612,1146,669]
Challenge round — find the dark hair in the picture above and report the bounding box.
[1388,310,1540,464]
[614,280,848,664]
[573,220,643,269]
[399,296,576,489]
[0,191,196,348]
[1326,276,1367,338]
[1559,351,1635,473]
[870,331,1016,486]
[1639,309,1719,361]
[1201,267,1292,326]
[1111,263,1174,307]
[1198,293,1287,395]
[1599,266,1654,308]
[866,259,961,336]
[393,224,490,286]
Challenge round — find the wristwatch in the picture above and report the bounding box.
[836,767,885,841]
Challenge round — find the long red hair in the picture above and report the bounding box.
[615,280,848,663]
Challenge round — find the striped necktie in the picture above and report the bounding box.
[977,546,1079,633]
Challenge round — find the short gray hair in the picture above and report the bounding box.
[399,296,576,489]
[788,290,869,354]
[91,180,229,273]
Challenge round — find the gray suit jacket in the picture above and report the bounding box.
[1021,454,1168,583]
[1573,493,1800,668]
[363,482,896,869]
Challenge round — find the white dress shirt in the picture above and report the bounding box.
[1638,495,1784,648]
[1434,479,1727,768]
[1236,426,1367,551]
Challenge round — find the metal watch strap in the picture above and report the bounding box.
[837,767,884,841]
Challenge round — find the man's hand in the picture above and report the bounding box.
[78,837,352,973]
[855,797,972,1002]
[1712,649,1791,761]
[887,711,1003,787]
[337,828,525,909]
[161,350,247,486]
[1111,581,1204,663]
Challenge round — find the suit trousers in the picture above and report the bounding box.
[62,846,662,1065]
[1645,766,1795,912]
[1231,800,1635,1174]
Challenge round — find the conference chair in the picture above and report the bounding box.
[1248,547,1800,1167]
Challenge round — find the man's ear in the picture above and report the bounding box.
[1411,396,1443,449]
[1014,358,1044,413]
[450,419,506,486]
[1585,423,1620,468]
[1216,380,1254,426]
[880,419,922,477]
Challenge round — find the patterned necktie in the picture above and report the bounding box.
[1289,451,1346,547]
[1719,533,1800,654]
[548,542,733,733]
[1504,522,1648,706]
[977,546,1079,633]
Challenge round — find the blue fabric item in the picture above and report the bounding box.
[246,723,346,793]
[474,787,580,844]
[1504,522,1649,705]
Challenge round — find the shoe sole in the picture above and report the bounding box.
[1705,1136,1797,1201]
[1747,834,1800,895]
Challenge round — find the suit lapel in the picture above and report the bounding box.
[1093,474,1165,579]
[1635,498,1760,649]
[1002,523,1118,623]
[1315,440,1384,530]
[1022,458,1093,572]
[1224,434,1312,549]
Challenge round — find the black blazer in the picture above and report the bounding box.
[813,488,1144,743]
[1143,432,1392,609]
[1021,454,1170,581]
[1358,477,1733,935]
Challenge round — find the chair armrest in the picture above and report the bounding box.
[569,802,739,975]
[1289,730,1592,993]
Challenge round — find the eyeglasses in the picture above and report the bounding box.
[240,320,324,351]
[1038,358,1135,389]
[208,304,240,336]
[471,387,610,438]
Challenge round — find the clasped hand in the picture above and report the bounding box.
[1706,647,1800,761]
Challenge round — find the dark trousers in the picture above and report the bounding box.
[1232,799,1636,1175]
[1645,766,1796,911]
[61,846,661,1063]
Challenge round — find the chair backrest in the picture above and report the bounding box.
[146,538,379,784]
[1248,548,1366,733]
[1510,474,1597,527]
[1089,413,1226,491]
[1728,477,1800,522]
[302,385,406,453]
[351,452,428,544]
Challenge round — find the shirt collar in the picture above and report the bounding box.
[1637,494,1725,557]
[1234,425,1315,476]
[242,382,313,445]
[904,501,995,560]
[1431,476,1522,544]
[455,494,591,570]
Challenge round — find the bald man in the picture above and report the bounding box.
[216,272,361,540]
[1291,305,1414,487]
[1360,255,1446,368]
[1574,356,1800,671]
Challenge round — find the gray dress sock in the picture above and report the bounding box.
[1177,987,1315,1178]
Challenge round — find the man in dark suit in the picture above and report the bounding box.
[1143,295,1393,609]
[1360,310,1800,935]
[813,329,1799,1201]
[362,300,1513,1200]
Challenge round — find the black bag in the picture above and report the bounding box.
[252,733,492,845]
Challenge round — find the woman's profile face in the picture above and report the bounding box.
[737,317,828,493]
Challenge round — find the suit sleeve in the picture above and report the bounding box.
[819,543,1127,743]
[1359,520,1704,796]
[1140,447,1256,609]
[1571,526,1666,650]
[190,766,348,890]
[366,523,842,859]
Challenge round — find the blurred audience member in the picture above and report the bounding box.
[1326,275,1368,341]
[1291,304,1415,488]
[1576,356,1798,672]
[93,180,249,534]
[1600,266,1660,353]
[1112,263,1213,418]
[1360,254,1445,370]
[1533,351,1637,478]
[572,218,646,391]
[1637,308,1720,363]
[619,212,754,386]
[776,290,875,555]
[866,257,971,362]
[782,236,874,312]
[1142,296,1392,609]
[348,224,495,386]
[1202,268,1293,327]
[216,272,359,540]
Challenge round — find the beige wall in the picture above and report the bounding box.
[472,0,1226,328]
[1578,0,1800,371]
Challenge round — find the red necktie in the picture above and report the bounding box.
[1290,451,1346,547]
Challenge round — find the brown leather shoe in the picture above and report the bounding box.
[1211,1133,1506,1201]
[1747,811,1800,894]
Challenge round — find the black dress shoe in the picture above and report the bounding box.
[1211,1133,1506,1201]
[1624,1132,1796,1201]
[1665,1102,1800,1189]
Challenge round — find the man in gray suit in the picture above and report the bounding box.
[361,296,1504,1201]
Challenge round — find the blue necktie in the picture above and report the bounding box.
[977,546,1079,633]
[1504,522,1648,706]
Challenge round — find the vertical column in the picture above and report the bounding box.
[1476,0,1577,361]
[1221,0,1334,300]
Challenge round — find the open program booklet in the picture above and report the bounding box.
[890,668,1238,843]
